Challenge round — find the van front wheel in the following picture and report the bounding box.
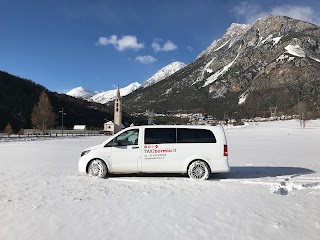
[88,159,107,178]
[188,160,210,180]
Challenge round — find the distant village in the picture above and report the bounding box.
[133,111,298,126]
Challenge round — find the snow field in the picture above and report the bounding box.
[1,120,320,240]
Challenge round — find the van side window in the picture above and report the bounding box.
[105,129,139,147]
[177,128,216,143]
[145,128,176,144]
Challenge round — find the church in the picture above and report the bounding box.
[103,86,124,135]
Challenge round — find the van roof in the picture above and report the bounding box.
[135,125,223,130]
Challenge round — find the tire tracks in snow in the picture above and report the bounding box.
[217,174,320,195]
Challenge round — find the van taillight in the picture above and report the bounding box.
[224,145,228,156]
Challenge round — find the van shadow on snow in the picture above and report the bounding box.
[213,166,315,180]
[104,166,315,180]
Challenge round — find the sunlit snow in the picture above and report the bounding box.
[203,46,241,87]
[272,36,282,46]
[310,56,320,63]
[238,91,248,105]
[212,40,230,52]
[66,87,95,99]
[259,34,273,45]
[1,120,320,239]
[67,83,141,104]
[192,58,215,85]
[284,44,305,58]
[142,62,186,88]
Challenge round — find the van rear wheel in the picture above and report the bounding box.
[188,160,210,180]
[88,159,107,178]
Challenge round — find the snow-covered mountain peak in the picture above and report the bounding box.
[224,23,250,38]
[66,87,95,100]
[66,62,185,104]
[89,82,141,104]
[142,61,186,88]
[197,23,250,59]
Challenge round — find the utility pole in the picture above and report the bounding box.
[59,108,67,136]
[146,110,155,125]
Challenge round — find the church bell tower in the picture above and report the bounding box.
[114,86,122,134]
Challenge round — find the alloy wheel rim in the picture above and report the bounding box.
[191,164,206,179]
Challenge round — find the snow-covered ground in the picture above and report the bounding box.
[1,120,319,240]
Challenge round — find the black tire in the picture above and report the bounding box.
[188,160,210,180]
[87,159,108,178]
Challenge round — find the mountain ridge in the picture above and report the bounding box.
[66,61,186,104]
[122,15,320,118]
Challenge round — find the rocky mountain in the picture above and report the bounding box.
[123,15,320,119]
[66,61,185,104]
[142,61,186,88]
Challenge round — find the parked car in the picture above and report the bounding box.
[78,125,229,180]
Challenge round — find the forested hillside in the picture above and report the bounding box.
[0,71,145,132]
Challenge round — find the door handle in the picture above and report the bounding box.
[132,146,139,149]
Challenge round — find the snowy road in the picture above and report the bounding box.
[1,120,320,240]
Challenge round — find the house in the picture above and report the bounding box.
[103,121,125,135]
[73,125,86,130]
[104,121,115,135]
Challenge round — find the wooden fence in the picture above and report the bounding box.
[0,131,103,140]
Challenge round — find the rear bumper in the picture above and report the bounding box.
[209,157,230,173]
[211,165,230,173]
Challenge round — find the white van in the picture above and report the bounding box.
[78,125,229,180]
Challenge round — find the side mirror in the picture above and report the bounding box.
[113,140,119,147]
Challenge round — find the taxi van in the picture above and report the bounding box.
[78,125,229,180]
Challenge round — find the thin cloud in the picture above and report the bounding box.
[135,55,157,64]
[187,46,194,52]
[152,40,177,52]
[232,2,320,25]
[97,35,144,51]
[270,5,318,24]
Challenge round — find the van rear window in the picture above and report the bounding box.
[177,128,216,143]
[145,128,176,144]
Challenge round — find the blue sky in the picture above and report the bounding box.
[1,0,320,93]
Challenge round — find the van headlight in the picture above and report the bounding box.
[81,150,91,157]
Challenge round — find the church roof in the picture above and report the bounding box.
[116,85,121,98]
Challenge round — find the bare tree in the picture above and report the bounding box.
[31,91,57,134]
[4,123,14,136]
[18,128,25,135]
[296,101,307,128]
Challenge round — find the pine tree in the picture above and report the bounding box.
[4,123,14,135]
[31,91,57,134]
